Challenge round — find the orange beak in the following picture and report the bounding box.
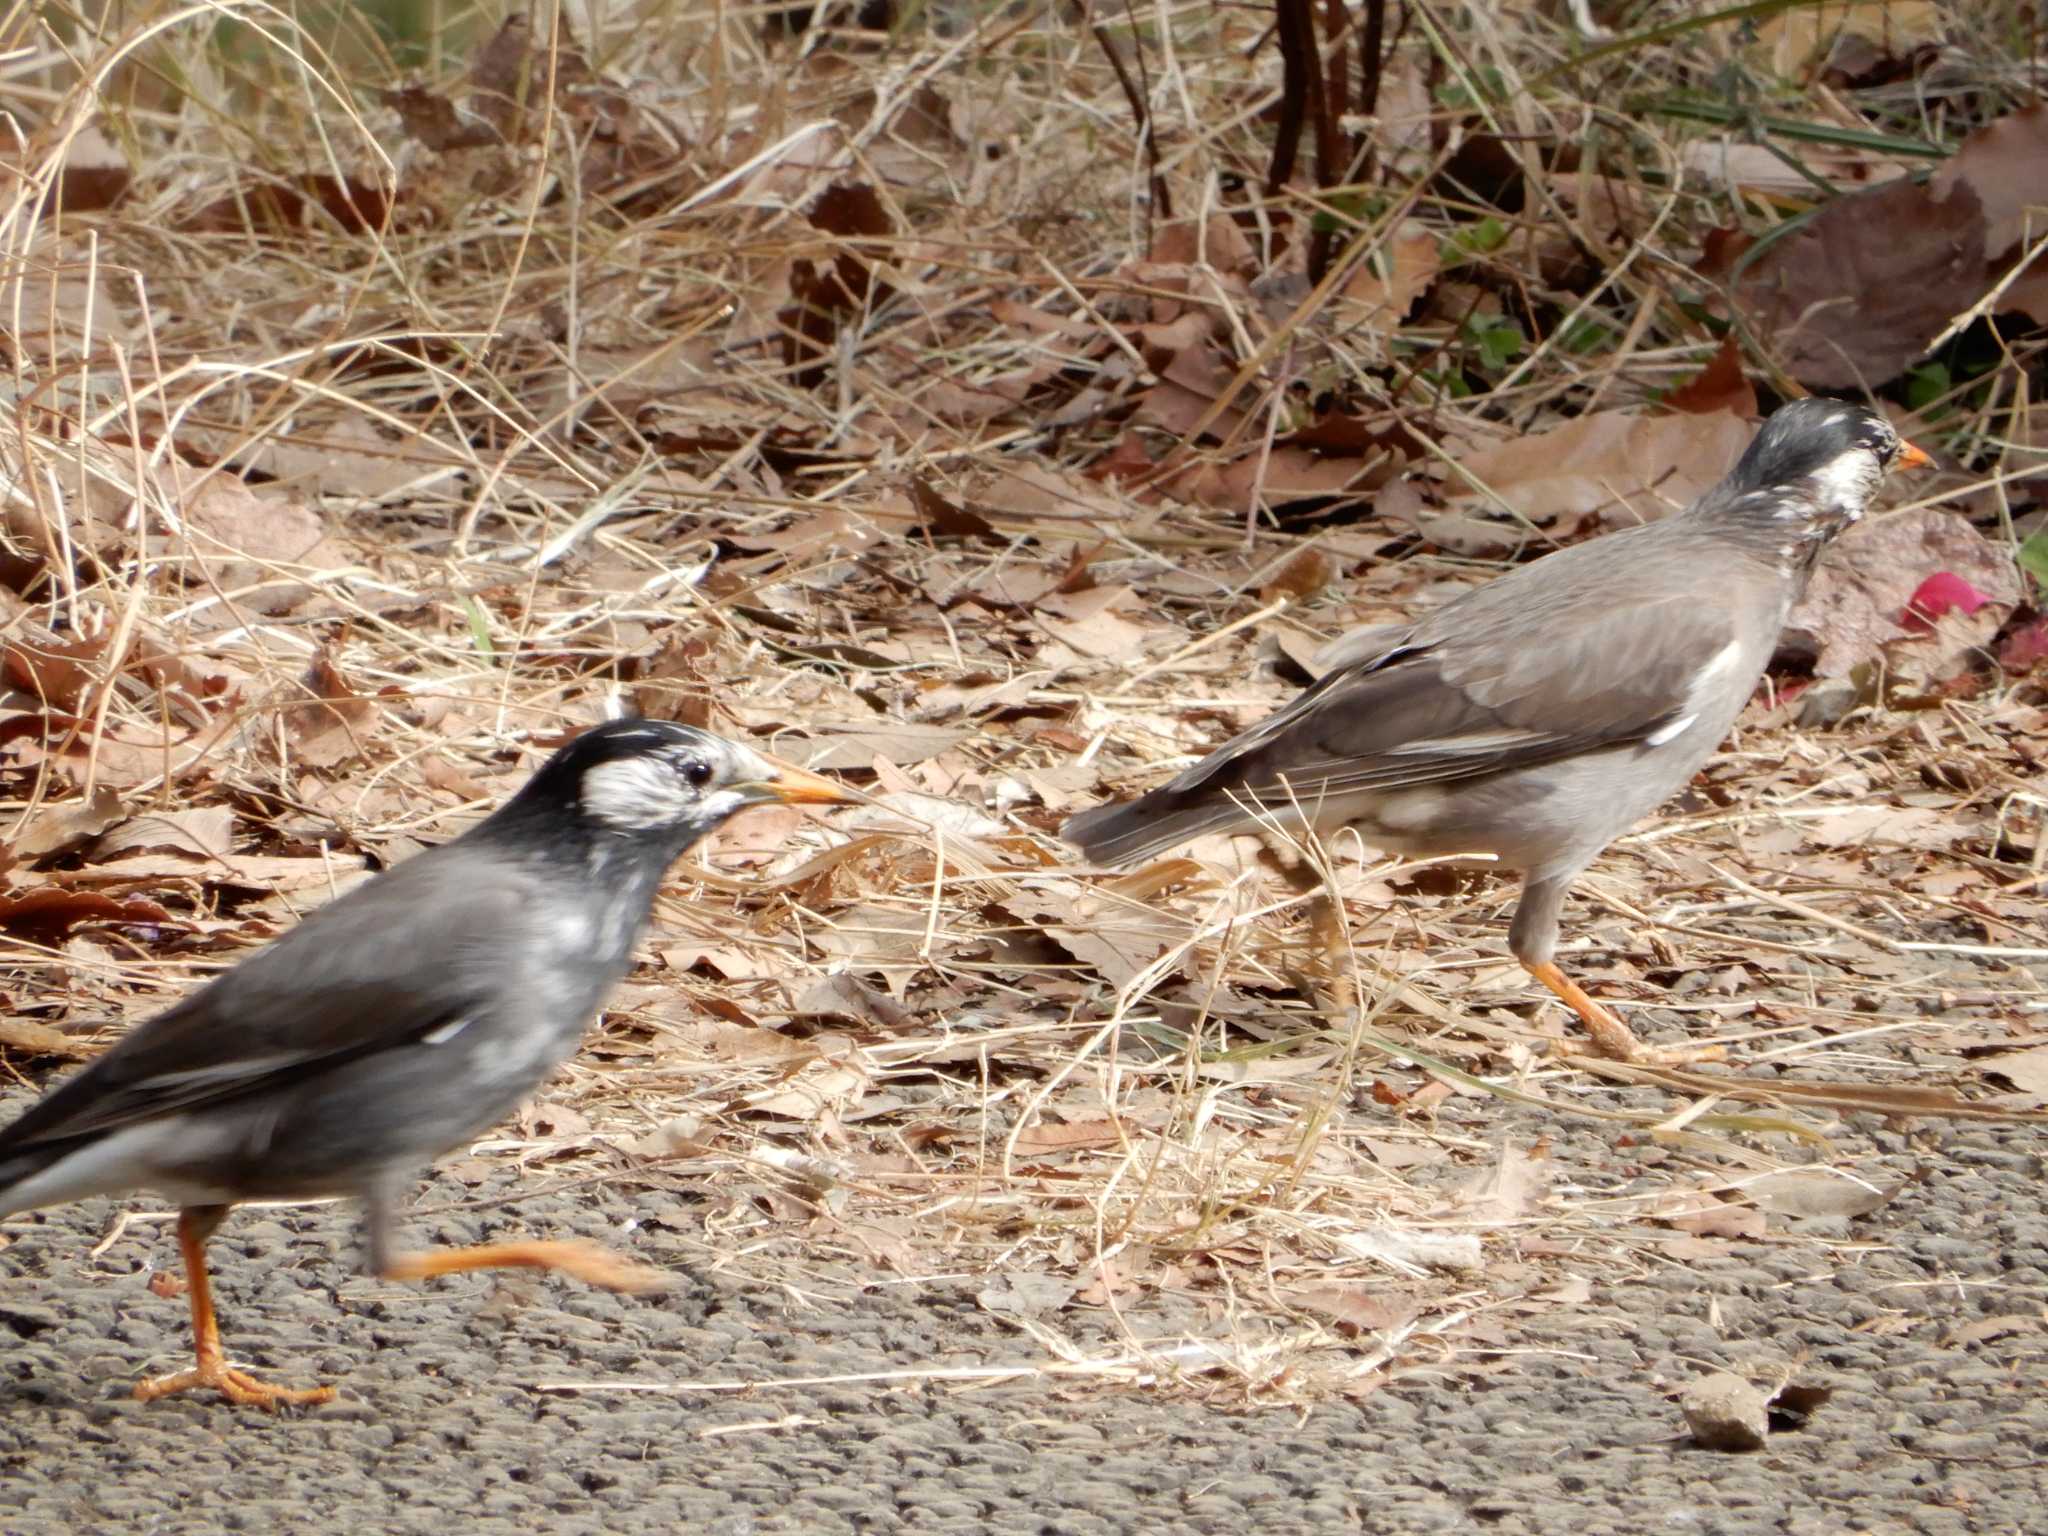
[1894,439,1935,472]
[745,753,863,807]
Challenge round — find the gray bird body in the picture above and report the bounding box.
[0,844,654,1239]
[1066,519,1788,960]
[0,720,844,1270]
[1064,400,1926,1047]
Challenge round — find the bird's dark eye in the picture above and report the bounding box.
[681,758,714,789]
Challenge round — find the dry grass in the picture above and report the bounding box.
[0,0,2044,1401]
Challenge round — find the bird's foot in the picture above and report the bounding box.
[382,1238,671,1294]
[1522,960,1726,1065]
[134,1358,336,1409]
[1573,999,1650,1064]
[1305,889,1361,1020]
[1628,1039,1727,1067]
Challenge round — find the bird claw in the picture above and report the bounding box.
[382,1238,673,1295]
[1521,959,1729,1064]
[524,1242,673,1294]
[134,1360,336,1409]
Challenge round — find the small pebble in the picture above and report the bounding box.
[1681,1371,1770,1452]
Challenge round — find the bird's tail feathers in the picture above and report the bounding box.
[0,1146,68,1220]
[1061,789,1296,867]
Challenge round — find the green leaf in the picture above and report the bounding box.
[1562,316,1613,355]
[1481,324,1522,371]
[460,595,495,660]
[1904,361,1951,413]
[1412,368,1471,400]
[1440,215,1509,268]
[1461,313,1525,373]
[2019,530,2048,592]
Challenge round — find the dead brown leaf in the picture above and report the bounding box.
[0,887,175,938]
[3,633,112,713]
[1665,1201,1769,1241]
[91,806,236,862]
[742,1058,870,1122]
[999,883,1187,991]
[1259,547,1336,604]
[1983,1044,2048,1099]
[791,973,915,1030]
[0,1016,93,1060]
[1748,1169,1902,1221]
[1013,1117,1126,1155]
[6,785,125,859]
[1337,225,1438,338]
[280,645,381,767]
[57,852,370,894]
[1930,102,2048,262]
[1457,1140,1551,1225]
[1287,1284,1416,1336]
[1427,408,1756,537]
[1035,586,1158,663]
[1732,177,1985,389]
[1743,0,1942,77]
[773,721,968,773]
[177,477,347,617]
[977,1272,1080,1318]
[1665,337,1757,418]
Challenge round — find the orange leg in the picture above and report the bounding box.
[380,1239,668,1293]
[134,1207,337,1409]
[1523,961,1727,1065]
[1523,960,1644,1063]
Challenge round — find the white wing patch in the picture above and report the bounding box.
[1696,639,1744,686]
[420,1014,475,1046]
[1643,712,1698,747]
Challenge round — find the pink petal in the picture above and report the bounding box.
[1900,571,1991,633]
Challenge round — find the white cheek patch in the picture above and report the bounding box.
[697,787,753,822]
[1808,449,1879,513]
[579,755,699,831]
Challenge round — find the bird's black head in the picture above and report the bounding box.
[491,718,853,849]
[1714,398,1930,536]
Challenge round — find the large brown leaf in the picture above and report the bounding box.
[1733,176,1985,388]
[1931,102,2048,260]
[1929,103,2048,326]
[1411,407,1756,539]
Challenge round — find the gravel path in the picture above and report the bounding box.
[2,1080,2042,1536]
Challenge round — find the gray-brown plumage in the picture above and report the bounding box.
[1064,399,1931,1060]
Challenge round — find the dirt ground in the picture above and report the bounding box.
[2,1051,2043,1536]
